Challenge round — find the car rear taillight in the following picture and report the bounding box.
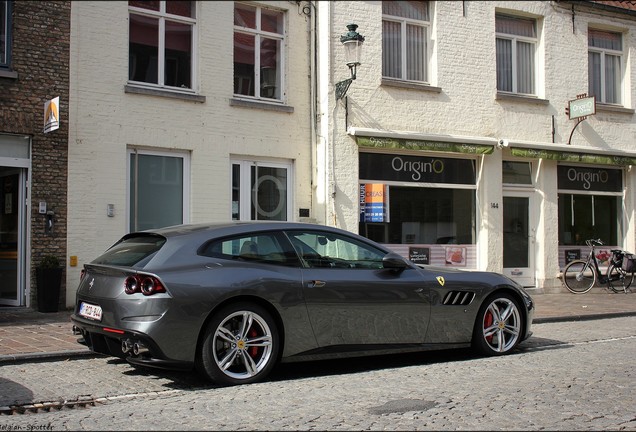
[80,269,86,281]
[124,275,166,296]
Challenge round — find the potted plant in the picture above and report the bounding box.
[36,255,63,313]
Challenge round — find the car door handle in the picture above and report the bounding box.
[308,280,326,288]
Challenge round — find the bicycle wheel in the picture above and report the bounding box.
[562,260,596,294]
[606,264,634,293]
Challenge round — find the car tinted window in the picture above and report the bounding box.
[285,230,386,269]
[200,232,300,267]
[92,234,166,267]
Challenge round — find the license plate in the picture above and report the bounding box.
[79,302,103,321]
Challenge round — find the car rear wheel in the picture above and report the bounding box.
[197,302,279,386]
[472,293,522,356]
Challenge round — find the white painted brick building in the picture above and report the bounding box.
[66,1,314,306]
[316,1,636,292]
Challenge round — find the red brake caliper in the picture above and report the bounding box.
[248,328,259,358]
[484,310,494,343]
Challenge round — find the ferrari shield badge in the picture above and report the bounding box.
[436,276,445,286]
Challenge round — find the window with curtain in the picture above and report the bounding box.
[588,28,622,105]
[128,1,196,90]
[232,160,291,221]
[0,0,11,68]
[234,3,284,101]
[496,14,537,95]
[382,1,429,82]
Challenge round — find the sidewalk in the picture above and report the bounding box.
[1,290,635,364]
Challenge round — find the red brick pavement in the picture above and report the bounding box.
[1,290,635,361]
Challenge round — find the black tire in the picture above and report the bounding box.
[607,264,634,293]
[197,302,279,386]
[472,293,522,356]
[562,260,596,294]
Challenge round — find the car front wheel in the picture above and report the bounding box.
[472,293,522,356]
[197,302,279,386]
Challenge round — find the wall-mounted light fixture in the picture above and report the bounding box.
[335,24,365,100]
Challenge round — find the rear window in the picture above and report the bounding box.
[92,234,166,267]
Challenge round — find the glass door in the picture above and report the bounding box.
[0,168,26,306]
[503,193,535,287]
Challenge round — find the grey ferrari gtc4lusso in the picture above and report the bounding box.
[71,221,534,386]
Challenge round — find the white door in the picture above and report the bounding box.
[503,192,535,287]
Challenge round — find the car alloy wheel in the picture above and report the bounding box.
[197,302,278,385]
[473,293,521,355]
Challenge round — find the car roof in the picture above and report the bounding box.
[134,221,358,240]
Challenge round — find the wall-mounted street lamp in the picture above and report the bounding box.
[335,24,365,100]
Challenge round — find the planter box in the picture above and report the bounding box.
[36,267,63,313]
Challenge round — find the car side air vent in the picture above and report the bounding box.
[442,291,475,306]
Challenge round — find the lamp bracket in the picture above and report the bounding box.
[335,78,353,100]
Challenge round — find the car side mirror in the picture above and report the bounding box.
[382,252,409,271]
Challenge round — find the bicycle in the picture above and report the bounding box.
[561,238,635,294]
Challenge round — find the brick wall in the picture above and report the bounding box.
[0,0,70,310]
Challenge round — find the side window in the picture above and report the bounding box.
[286,230,386,269]
[496,13,537,95]
[200,233,299,267]
[588,28,623,105]
[382,1,429,83]
[1,0,12,69]
[234,3,284,101]
[128,1,196,90]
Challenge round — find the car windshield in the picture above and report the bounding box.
[92,234,166,267]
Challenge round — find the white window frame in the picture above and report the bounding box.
[496,14,538,96]
[233,3,286,102]
[382,1,430,83]
[127,148,191,232]
[231,159,293,221]
[128,1,198,92]
[588,28,624,105]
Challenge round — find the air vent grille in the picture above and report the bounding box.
[442,291,475,306]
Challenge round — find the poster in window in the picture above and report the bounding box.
[565,249,580,264]
[445,246,466,266]
[409,247,430,265]
[359,183,388,223]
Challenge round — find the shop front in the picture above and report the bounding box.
[508,144,636,284]
[356,137,493,271]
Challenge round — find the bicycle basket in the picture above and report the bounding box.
[621,253,636,273]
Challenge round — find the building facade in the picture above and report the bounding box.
[0,0,70,310]
[3,1,636,312]
[65,1,314,307]
[316,0,636,292]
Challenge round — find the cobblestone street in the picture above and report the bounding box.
[0,316,634,431]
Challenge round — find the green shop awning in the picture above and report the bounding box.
[510,147,636,166]
[356,136,494,155]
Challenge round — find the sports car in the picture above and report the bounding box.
[71,221,534,386]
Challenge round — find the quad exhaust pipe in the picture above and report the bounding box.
[121,339,133,354]
[121,339,149,356]
[133,342,149,356]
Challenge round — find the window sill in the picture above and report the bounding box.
[496,92,549,105]
[230,98,294,113]
[596,103,635,115]
[0,69,18,79]
[124,84,206,103]
[381,78,442,93]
